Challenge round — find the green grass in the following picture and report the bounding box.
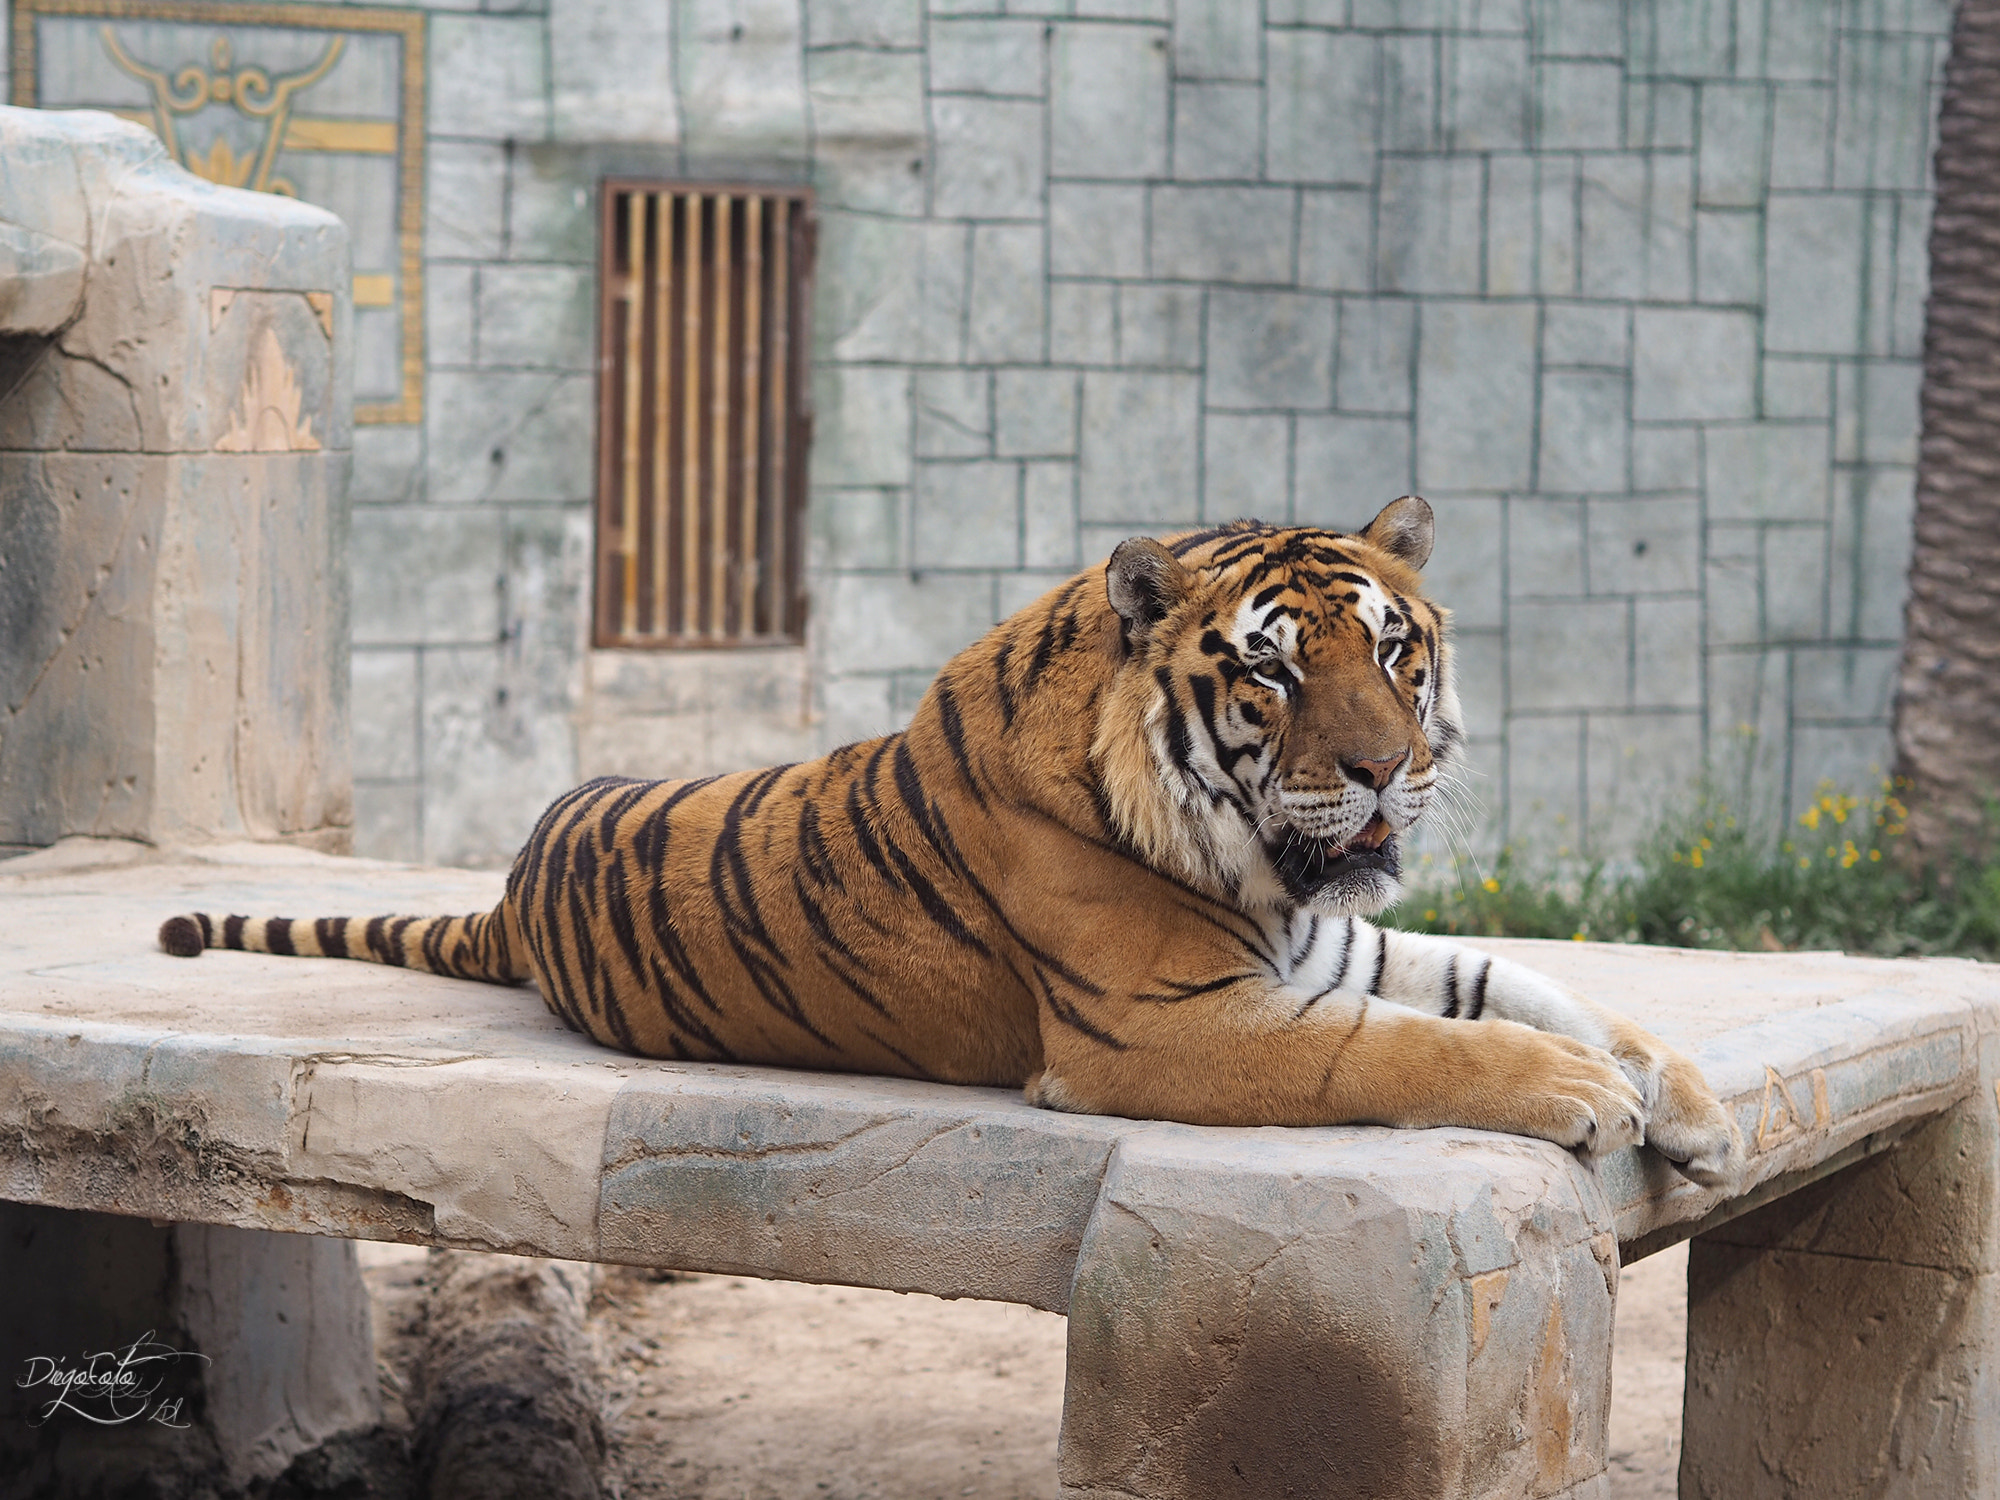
[1384,783,2000,963]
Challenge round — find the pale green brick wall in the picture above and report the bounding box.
[378,0,1956,865]
[8,0,1949,866]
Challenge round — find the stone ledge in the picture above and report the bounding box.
[0,847,1992,1307]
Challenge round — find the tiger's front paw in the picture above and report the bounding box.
[1640,1053,1747,1192]
[1503,1031,1647,1159]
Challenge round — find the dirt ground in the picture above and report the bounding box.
[1605,1242,1689,1500]
[359,1238,1689,1499]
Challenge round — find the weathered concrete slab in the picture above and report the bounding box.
[0,844,1991,1295]
[599,1070,1128,1312]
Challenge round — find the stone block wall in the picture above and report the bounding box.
[840,0,1948,868]
[7,0,1948,865]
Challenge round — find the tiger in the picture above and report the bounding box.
[160,498,1745,1186]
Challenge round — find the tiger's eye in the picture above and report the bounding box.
[1251,659,1290,691]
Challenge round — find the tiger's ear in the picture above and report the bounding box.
[1106,537,1191,643]
[1361,495,1434,569]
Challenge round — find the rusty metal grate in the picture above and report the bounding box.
[595,181,813,647]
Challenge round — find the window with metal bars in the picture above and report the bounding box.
[595,181,813,647]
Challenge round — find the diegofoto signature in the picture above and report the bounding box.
[15,1333,210,1427]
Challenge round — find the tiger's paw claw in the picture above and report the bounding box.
[1516,1034,1648,1159]
[1638,1056,1748,1193]
[1646,1107,1748,1192]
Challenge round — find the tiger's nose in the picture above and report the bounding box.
[1341,751,1407,789]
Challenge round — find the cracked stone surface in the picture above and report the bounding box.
[1,841,1995,1497]
[0,107,352,851]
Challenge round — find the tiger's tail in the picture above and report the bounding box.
[157,905,532,985]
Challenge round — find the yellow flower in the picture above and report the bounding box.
[1571,931,1586,941]
[1869,849,1881,862]
[1482,877,1500,894]
[1800,806,1821,830]
[1423,908,1438,922]
[1690,848,1704,868]
[1799,857,1811,869]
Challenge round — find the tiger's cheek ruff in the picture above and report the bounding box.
[1421,636,1466,784]
[1136,651,1263,896]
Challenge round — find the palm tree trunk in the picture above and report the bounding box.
[1894,0,2000,864]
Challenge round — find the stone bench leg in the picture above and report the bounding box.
[1681,1058,2000,1498]
[0,1202,378,1494]
[1057,1128,1619,1499]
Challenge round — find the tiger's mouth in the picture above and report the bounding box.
[1267,814,1401,901]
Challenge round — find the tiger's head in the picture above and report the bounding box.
[1090,497,1464,917]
